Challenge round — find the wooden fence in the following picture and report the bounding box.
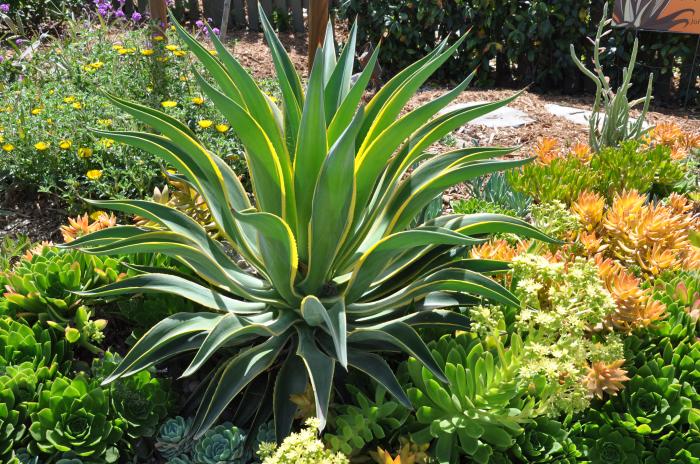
[132,0,309,31]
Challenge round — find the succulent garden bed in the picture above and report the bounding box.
[0,2,699,464]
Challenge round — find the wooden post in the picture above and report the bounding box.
[149,0,168,25]
[247,0,260,30]
[220,0,232,37]
[308,0,329,69]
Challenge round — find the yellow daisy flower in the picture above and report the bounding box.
[215,124,230,133]
[191,96,204,105]
[141,49,155,56]
[34,141,50,151]
[63,96,76,103]
[161,101,177,108]
[78,147,93,158]
[86,169,103,180]
[208,49,218,56]
[97,119,113,126]
[71,102,82,110]
[165,44,178,51]
[153,35,165,41]
[198,119,213,129]
[2,143,14,152]
[173,50,186,57]
[112,44,124,50]
[59,140,72,150]
[98,138,114,149]
[31,108,42,115]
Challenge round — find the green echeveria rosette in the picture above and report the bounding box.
[28,374,123,463]
[641,431,700,464]
[156,416,194,459]
[0,317,67,371]
[192,423,248,464]
[573,422,647,464]
[509,418,580,463]
[94,351,171,439]
[0,379,26,463]
[597,359,692,436]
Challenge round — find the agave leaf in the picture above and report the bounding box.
[324,20,357,121]
[347,349,411,408]
[296,326,335,429]
[273,349,308,442]
[300,296,347,368]
[192,334,290,437]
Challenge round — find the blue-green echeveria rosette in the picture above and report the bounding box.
[28,374,123,462]
[156,416,194,459]
[192,422,248,464]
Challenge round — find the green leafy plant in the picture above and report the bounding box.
[0,364,31,463]
[509,418,580,463]
[192,423,247,464]
[66,9,553,440]
[0,317,67,370]
[0,248,117,351]
[325,384,410,456]
[570,2,652,152]
[258,418,349,464]
[572,421,647,464]
[451,197,516,216]
[28,374,123,462]
[530,201,579,240]
[93,352,170,439]
[507,156,597,205]
[465,172,532,217]
[406,332,533,464]
[156,416,194,459]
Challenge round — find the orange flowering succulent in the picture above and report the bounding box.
[470,239,530,262]
[643,122,700,160]
[533,137,561,165]
[585,360,630,400]
[61,212,117,243]
[570,141,593,163]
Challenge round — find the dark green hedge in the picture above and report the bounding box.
[339,0,699,103]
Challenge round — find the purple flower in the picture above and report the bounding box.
[212,27,220,36]
[0,55,4,63]
[0,4,9,13]
[195,19,204,28]
[131,11,142,22]
[15,38,24,45]
[115,9,125,18]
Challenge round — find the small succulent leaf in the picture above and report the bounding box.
[296,326,335,430]
[102,313,221,384]
[192,334,289,438]
[346,349,412,408]
[321,21,337,86]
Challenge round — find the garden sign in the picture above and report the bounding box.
[613,0,700,34]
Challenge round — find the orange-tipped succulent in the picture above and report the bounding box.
[572,191,605,231]
[369,438,429,464]
[570,141,593,164]
[61,212,117,243]
[585,359,630,400]
[644,122,699,160]
[470,239,530,262]
[23,241,54,262]
[533,137,561,165]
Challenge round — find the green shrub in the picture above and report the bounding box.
[0,18,247,212]
[28,374,123,462]
[324,385,409,456]
[508,141,686,205]
[67,10,553,442]
[405,332,533,464]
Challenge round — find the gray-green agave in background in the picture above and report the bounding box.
[64,7,553,441]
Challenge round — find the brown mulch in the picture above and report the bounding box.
[0,193,65,242]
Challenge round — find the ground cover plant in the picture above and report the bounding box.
[0,2,698,464]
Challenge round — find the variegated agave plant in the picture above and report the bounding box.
[64,11,553,440]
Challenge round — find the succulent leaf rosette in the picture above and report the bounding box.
[573,422,646,464]
[64,7,553,441]
[0,376,26,462]
[192,423,247,464]
[406,333,533,464]
[509,418,580,463]
[156,416,194,459]
[0,317,66,370]
[28,375,123,462]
